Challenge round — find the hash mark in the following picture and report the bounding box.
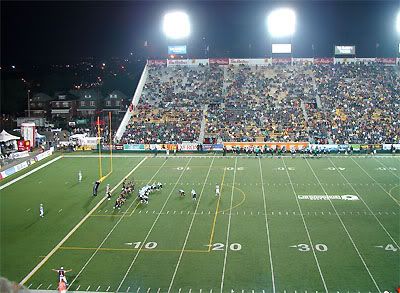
[36,284,42,289]
[106,286,110,291]
[77,285,81,290]
[86,285,91,291]
[96,285,101,291]
[137,287,141,293]
[127,287,131,292]
[47,284,52,289]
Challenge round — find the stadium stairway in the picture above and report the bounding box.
[198,104,208,143]
[114,64,149,142]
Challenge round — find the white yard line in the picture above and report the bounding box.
[373,157,400,179]
[220,157,238,293]
[19,156,149,286]
[0,156,62,190]
[350,157,400,207]
[167,156,216,292]
[305,159,381,292]
[69,157,165,287]
[116,158,193,292]
[328,158,400,249]
[281,158,328,292]
[258,158,276,293]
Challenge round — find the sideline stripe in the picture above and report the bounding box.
[19,156,149,285]
[0,156,62,190]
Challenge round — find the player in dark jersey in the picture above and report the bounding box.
[93,180,100,196]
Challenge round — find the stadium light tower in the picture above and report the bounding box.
[267,8,296,38]
[162,11,191,39]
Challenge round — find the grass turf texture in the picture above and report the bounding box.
[0,155,399,292]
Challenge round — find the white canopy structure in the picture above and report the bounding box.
[0,130,20,142]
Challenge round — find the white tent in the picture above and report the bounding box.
[0,130,20,142]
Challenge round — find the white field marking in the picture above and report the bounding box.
[305,159,381,292]
[69,157,164,288]
[116,158,193,292]
[147,288,151,293]
[36,283,42,289]
[76,285,81,291]
[258,158,276,293]
[19,156,149,285]
[26,208,31,212]
[46,284,52,289]
[350,157,400,207]
[328,158,400,249]
[167,156,216,292]
[96,285,101,291]
[281,157,328,292]
[87,285,91,291]
[127,287,131,292]
[137,287,141,293]
[373,157,400,179]
[220,158,238,293]
[157,288,160,293]
[27,284,32,289]
[106,286,110,291]
[58,209,63,213]
[0,156,62,190]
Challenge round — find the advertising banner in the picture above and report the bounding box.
[272,44,292,54]
[209,58,229,65]
[35,147,54,162]
[17,140,31,151]
[167,59,189,66]
[292,58,314,65]
[179,143,198,151]
[147,59,167,66]
[376,58,397,65]
[314,58,334,64]
[202,144,224,151]
[10,151,29,160]
[382,144,400,150]
[123,144,145,151]
[271,58,292,64]
[187,59,209,66]
[168,45,187,55]
[334,46,356,55]
[223,142,309,150]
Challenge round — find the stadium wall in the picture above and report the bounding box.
[146,57,400,66]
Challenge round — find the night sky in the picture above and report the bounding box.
[1,0,400,65]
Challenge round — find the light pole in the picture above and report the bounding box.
[27,89,31,118]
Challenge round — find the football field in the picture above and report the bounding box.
[1,154,399,292]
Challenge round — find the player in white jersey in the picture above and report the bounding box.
[106,184,111,200]
[191,189,197,201]
[39,203,44,217]
[52,266,72,286]
[78,170,82,182]
[215,185,220,197]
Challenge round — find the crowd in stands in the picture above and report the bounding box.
[120,62,400,144]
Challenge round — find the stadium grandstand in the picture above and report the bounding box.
[116,58,400,146]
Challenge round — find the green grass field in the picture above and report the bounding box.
[1,154,399,293]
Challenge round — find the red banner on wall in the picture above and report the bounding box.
[376,58,396,64]
[147,59,167,66]
[209,58,229,65]
[272,58,292,64]
[314,58,334,64]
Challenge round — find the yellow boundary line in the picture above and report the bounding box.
[207,168,227,251]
